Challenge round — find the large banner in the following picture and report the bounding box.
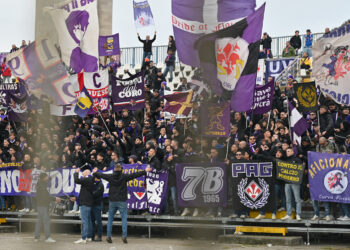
[231,162,275,211]
[0,166,169,212]
[112,72,145,112]
[146,169,168,214]
[250,79,274,114]
[47,0,99,73]
[75,70,110,114]
[98,33,120,57]
[172,0,255,67]
[133,0,155,31]
[6,39,74,105]
[313,24,350,105]
[294,82,317,113]
[200,102,230,137]
[308,151,350,203]
[123,164,147,210]
[276,160,305,184]
[265,58,294,83]
[176,163,227,208]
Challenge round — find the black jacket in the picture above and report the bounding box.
[36,180,53,207]
[138,35,156,52]
[74,172,95,207]
[143,155,162,171]
[94,170,146,202]
[92,180,104,206]
[290,35,301,49]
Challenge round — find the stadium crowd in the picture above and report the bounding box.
[0,28,350,243]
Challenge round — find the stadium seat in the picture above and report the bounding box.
[134,64,142,73]
[157,62,165,71]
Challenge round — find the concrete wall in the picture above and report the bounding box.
[35,0,113,45]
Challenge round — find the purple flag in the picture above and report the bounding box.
[0,53,7,65]
[176,163,227,207]
[123,164,147,210]
[164,91,194,116]
[6,39,73,105]
[251,79,274,114]
[133,0,155,30]
[288,101,308,136]
[195,4,265,112]
[200,101,230,137]
[146,169,168,214]
[172,0,256,67]
[98,33,120,57]
[308,151,350,203]
[112,72,145,112]
[0,82,28,122]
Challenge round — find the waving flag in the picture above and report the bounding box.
[172,0,256,67]
[312,23,350,106]
[195,4,265,112]
[74,73,93,118]
[46,0,99,73]
[99,33,120,57]
[288,101,308,144]
[5,39,74,105]
[164,91,194,116]
[133,0,155,30]
[0,82,28,122]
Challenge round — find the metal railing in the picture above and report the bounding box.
[120,33,324,67]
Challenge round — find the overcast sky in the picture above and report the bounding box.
[1,0,349,52]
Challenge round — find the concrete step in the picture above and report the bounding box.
[0,225,17,233]
[219,234,303,246]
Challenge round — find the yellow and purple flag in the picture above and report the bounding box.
[164,90,194,116]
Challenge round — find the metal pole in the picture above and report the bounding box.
[286,100,293,140]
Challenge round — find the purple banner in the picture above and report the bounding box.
[308,152,350,203]
[98,33,120,57]
[201,102,230,137]
[251,79,274,114]
[0,82,28,122]
[123,164,147,210]
[176,163,227,208]
[112,72,145,112]
[133,0,155,30]
[146,169,168,214]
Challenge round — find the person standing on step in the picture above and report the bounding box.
[34,173,57,243]
[92,163,152,244]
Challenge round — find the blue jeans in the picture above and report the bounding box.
[90,204,103,238]
[24,195,33,210]
[80,206,92,240]
[260,183,285,215]
[285,183,302,216]
[163,65,174,82]
[0,196,5,209]
[339,203,350,217]
[107,201,127,238]
[164,186,178,214]
[142,52,152,64]
[304,47,312,57]
[34,207,51,239]
[312,201,330,217]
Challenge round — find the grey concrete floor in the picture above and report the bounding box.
[0,232,349,250]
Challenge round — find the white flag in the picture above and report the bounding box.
[47,0,99,73]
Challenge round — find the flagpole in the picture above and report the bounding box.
[267,111,271,131]
[286,100,292,142]
[93,104,112,136]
